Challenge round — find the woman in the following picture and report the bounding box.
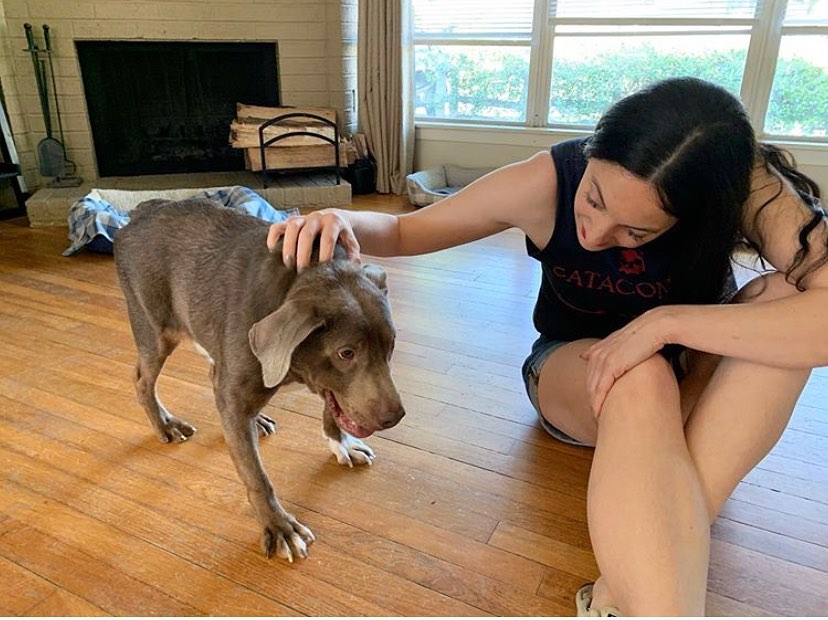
[267,78,827,616]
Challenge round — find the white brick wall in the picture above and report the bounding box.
[0,0,357,189]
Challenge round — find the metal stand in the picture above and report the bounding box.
[258,112,340,189]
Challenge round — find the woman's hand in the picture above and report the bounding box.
[580,307,676,417]
[267,209,361,272]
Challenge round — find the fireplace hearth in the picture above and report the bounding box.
[76,41,280,177]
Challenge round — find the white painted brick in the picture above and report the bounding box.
[306,22,327,40]
[280,74,328,92]
[282,58,327,75]
[52,95,86,115]
[94,3,159,19]
[279,40,326,58]
[60,113,90,133]
[26,1,96,19]
[155,2,215,21]
[47,56,80,78]
[73,20,139,39]
[209,3,318,23]
[197,22,260,39]
[254,23,311,40]
[283,91,330,108]
[3,1,30,18]
[63,130,91,147]
[132,22,198,39]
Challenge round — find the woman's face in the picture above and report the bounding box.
[574,158,677,251]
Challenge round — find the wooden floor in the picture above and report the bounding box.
[0,194,826,616]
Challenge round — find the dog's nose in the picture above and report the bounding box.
[379,408,405,429]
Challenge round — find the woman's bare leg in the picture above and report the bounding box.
[535,273,809,615]
[537,346,709,615]
[683,274,810,520]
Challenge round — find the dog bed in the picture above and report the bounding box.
[63,185,298,256]
[406,164,494,207]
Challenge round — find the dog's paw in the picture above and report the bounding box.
[255,412,278,437]
[262,514,315,562]
[327,433,376,467]
[159,416,197,443]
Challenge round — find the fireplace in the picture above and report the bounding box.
[76,41,280,177]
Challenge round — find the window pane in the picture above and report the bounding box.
[784,0,828,24]
[549,0,761,20]
[414,46,530,121]
[413,0,534,37]
[548,33,748,125]
[765,35,828,137]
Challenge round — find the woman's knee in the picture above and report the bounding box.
[614,353,677,394]
[600,354,681,425]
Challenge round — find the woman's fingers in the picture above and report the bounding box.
[337,223,361,263]
[295,216,323,272]
[267,221,287,253]
[280,216,306,270]
[316,211,361,265]
[584,343,618,418]
[270,211,361,272]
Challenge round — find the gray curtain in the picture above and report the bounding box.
[358,0,414,195]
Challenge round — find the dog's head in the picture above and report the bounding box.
[248,260,404,438]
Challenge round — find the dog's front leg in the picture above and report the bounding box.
[219,406,315,561]
[322,403,376,467]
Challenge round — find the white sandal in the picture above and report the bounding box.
[576,583,621,617]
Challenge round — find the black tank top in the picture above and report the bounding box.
[527,138,679,340]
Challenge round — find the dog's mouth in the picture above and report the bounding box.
[325,390,374,439]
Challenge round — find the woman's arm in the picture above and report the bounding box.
[268,150,559,270]
[581,165,827,415]
[659,164,828,368]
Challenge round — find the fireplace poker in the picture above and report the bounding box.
[43,24,79,179]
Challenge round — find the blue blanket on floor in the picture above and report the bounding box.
[63,186,298,256]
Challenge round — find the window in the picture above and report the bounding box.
[765,0,828,137]
[413,0,535,122]
[410,0,828,141]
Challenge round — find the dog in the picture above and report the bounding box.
[114,198,405,561]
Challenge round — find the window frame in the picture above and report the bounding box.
[410,0,828,145]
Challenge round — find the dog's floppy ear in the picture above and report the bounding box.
[361,263,387,294]
[249,300,323,388]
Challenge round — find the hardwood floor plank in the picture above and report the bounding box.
[0,518,202,616]
[488,521,599,579]
[708,539,828,616]
[0,555,57,615]
[0,481,303,616]
[730,481,828,525]
[705,592,774,617]
[743,464,828,505]
[720,496,828,549]
[712,517,828,572]
[535,565,593,613]
[22,590,110,617]
[757,450,828,487]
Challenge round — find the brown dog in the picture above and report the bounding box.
[114,198,405,561]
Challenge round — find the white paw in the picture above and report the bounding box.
[327,433,376,467]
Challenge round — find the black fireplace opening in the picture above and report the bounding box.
[76,40,280,177]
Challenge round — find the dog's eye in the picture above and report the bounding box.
[337,348,355,361]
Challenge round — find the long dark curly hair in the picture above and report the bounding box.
[584,77,825,306]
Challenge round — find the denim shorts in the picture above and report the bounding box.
[521,335,592,447]
[521,335,688,447]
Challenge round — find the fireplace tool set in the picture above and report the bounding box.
[23,23,83,188]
